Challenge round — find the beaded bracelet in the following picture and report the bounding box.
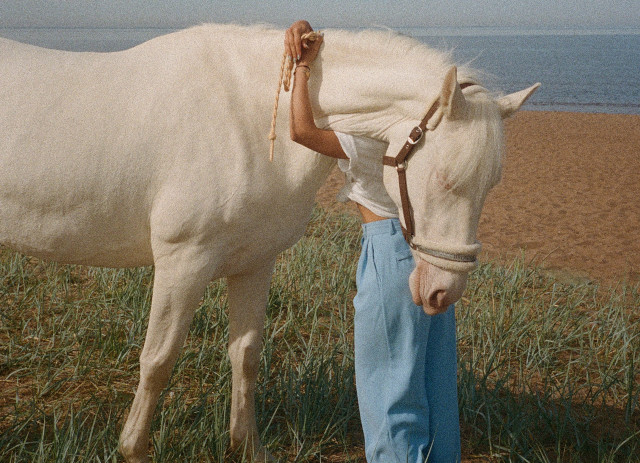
[295,65,310,79]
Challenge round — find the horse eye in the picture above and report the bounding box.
[435,170,453,191]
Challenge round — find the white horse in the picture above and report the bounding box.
[0,24,538,462]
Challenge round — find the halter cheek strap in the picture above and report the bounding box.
[382,123,431,243]
[382,82,480,267]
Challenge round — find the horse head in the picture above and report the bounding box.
[384,66,539,315]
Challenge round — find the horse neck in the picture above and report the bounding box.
[309,30,453,140]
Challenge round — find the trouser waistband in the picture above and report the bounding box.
[361,218,402,237]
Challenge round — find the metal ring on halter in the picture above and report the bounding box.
[396,161,407,172]
[407,127,423,145]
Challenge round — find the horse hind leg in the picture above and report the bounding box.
[227,259,276,462]
[119,249,215,463]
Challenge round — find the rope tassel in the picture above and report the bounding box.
[268,31,321,162]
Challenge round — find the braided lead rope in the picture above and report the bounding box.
[268,31,321,162]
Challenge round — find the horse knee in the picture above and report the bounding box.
[229,337,261,379]
[139,352,175,388]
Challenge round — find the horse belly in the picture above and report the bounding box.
[0,110,156,267]
[0,193,154,267]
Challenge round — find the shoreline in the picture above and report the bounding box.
[316,111,640,285]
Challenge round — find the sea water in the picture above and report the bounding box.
[416,32,640,115]
[1,27,638,115]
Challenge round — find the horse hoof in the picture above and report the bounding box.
[121,453,149,463]
[253,446,278,462]
[119,439,150,463]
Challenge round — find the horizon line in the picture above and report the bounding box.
[1,25,640,36]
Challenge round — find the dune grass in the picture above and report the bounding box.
[0,207,638,462]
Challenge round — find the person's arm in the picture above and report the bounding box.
[285,22,347,160]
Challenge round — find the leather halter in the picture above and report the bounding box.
[382,82,479,265]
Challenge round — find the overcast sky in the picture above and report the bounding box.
[0,0,639,30]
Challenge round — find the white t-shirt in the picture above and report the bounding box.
[335,132,399,219]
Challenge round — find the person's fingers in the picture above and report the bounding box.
[285,22,316,61]
[292,29,302,60]
[284,29,295,60]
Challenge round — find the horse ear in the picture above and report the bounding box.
[440,66,467,119]
[497,83,541,119]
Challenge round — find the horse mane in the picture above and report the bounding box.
[436,90,504,193]
[324,28,455,73]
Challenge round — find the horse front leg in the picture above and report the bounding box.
[119,249,214,463]
[227,259,276,462]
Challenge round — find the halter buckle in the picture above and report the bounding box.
[407,127,423,145]
[396,161,407,172]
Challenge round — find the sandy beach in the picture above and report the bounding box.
[316,111,640,286]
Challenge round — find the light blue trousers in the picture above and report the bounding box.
[354,219,461,463]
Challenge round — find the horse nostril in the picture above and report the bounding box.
[428,290,447,310]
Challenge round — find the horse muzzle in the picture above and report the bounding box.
[409,258,469,315]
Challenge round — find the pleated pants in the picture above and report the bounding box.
[354,218,461,463]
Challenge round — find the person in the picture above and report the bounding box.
[285,21,461,463]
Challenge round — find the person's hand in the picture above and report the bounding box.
[284,20,315,62]
[296,34,323,67]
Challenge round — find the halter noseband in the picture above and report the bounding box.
[382,82,479,266]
